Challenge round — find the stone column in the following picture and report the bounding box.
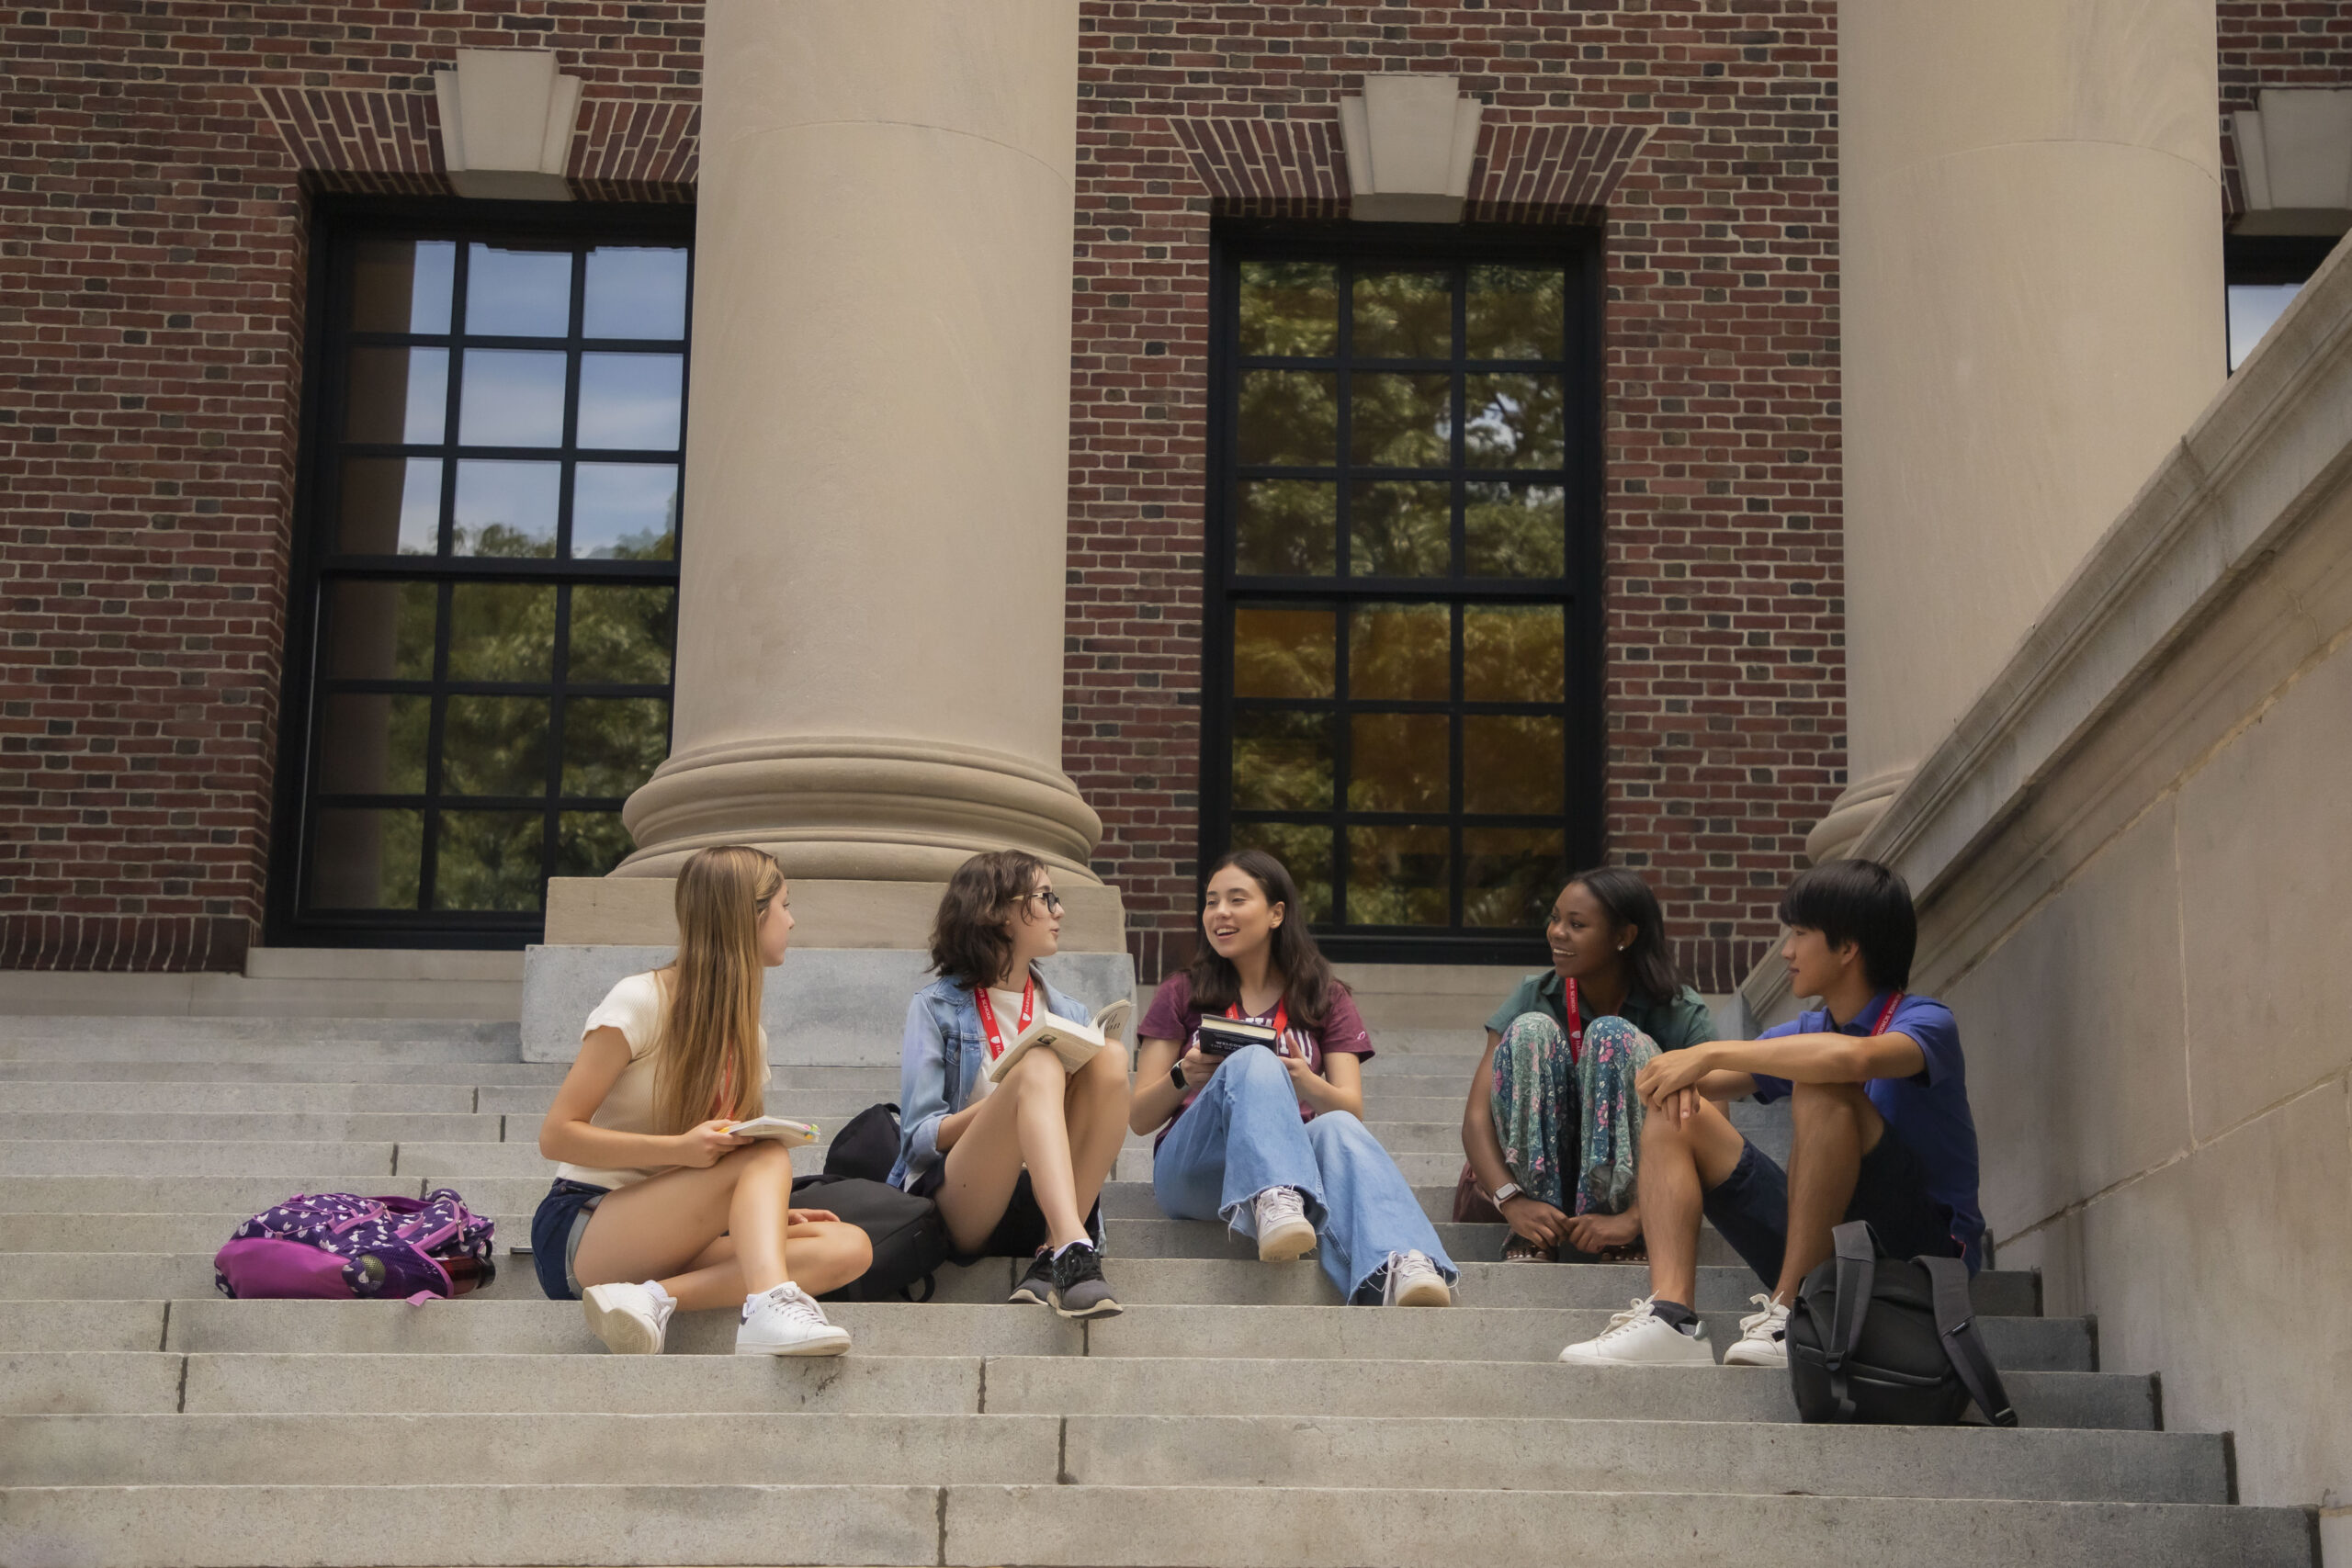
[1814,0,2223,863]
[616,0,1100,884]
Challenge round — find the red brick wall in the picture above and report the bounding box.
[1067,3,1845,990]
[2218,1,2352,214]
[0,3,699,969]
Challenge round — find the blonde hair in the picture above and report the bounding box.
[651,845,780,1134]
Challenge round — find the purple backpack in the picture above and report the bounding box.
[214,1189,496,1302]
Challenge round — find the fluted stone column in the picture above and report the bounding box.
[1813,0,2224,863]
[616,0,1099,883]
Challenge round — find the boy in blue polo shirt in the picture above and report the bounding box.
[1556,859,1983,1368]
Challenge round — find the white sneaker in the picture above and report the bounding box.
[1253,1186,1317,1261]
[582,1280,673,1355]
[735,1281,852,1358]
[1556,1297,1714,1366]
[1723,1293,1791,1368]
[1380,1249,1453,1307]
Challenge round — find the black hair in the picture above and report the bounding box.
[1187,848,1341,1028]
[1777,858,1917,990]
[1560,866,1683,1004]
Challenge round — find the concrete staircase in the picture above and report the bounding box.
[0,1014,2318,1566]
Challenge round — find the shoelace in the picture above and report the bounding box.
[755,1286,830,1328]
[1595,1295,1661,1341]
[1261,1188,1306,1224]
[1738,1293,1786,1337]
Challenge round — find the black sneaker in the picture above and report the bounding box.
[1047,1240,1121,1320]
[1008,1247,1053,1306]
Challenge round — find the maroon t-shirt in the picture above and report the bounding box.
[1137,972,1374,1145]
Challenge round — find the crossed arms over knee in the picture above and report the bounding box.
[1634,1025,1927,1123]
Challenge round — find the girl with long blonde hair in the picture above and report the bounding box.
[532,845,872,1355]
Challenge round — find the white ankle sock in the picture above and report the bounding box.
[640,1280,674,1308]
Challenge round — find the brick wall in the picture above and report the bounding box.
[1067,2,1845,990]
[0,3,699,969]
[2218,1,2352,215]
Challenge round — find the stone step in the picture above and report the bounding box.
[0,1351,186,1415]
[0,1083,481,1114]
[0,1034,521,1065]
[0,1112,503,1144]
[1101,1215,1746,1266]
[108,1297,2090,1370]
[0,1017,520,1049]
[0,1060,571,1087]
[3,1482,2308,1566]
[0,1410,2232,1503]
[0,1177,459,1214]
[0,1141,404,1178]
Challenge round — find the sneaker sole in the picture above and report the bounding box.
[1257,1219,1317,1262]
[1389,1278,1452,1307]
[1555,1347,1717,1366]
[1050,1292,1124,1320]
[1723,1345,1788,1368]
[733,1333,853,1357]
[1006,1286,1050,1306]
[581,1291,663,1356]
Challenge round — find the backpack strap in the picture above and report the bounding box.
[1823,1221,1877,1421]
[1920,1253,2018,1427]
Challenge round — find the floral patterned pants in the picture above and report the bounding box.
[1488,1011,1659,1215]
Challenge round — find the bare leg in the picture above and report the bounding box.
[1774,1080,1884,1303]
[572,1141,872,1309]
[1636,1097,1749,1309]
[934,1048,1087,1254]
[652,1223,873,1312]
[1060,1042,1133,1224]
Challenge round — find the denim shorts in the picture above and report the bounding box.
[1702,1121,1961,1288]
[529,1178,611,1300]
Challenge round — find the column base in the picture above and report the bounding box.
[1802,767,1914,866]
[617,735,1104,883]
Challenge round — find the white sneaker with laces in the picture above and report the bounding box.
[1380,1249,1453,1307]
[1252,1185,1317,1261]
[1723,1293,1791,1368]
[1556,1296,1714,1366]
[582,1280,673,1355]
[736,1281,853,1357]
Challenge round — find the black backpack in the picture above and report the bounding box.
[791,1172,948,1303]
[823,1101,904,1185]
[1787,1220,2018,1427]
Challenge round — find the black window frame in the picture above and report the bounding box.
[1202,220,1607,965]
[2224,231,2338,374]
[268,195,695,949]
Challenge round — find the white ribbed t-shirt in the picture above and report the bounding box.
[553,971,773,1191]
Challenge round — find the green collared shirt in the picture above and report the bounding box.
[1483,970,1718,1051]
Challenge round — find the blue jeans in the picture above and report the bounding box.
[1151,1044,1458,1303]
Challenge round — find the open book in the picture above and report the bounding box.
[723,1116,820,1146]
[983,998,1134,1085]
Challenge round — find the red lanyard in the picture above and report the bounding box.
[1563,977,1585,1065]
[1226,996,1288,1047]
[1869,991,1905,1036]
[973,976,1036,1062]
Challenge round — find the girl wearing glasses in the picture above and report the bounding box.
[889,849,1129,1319]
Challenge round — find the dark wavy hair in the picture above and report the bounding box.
[929,849,1050,991]
[1563,865,1684,1005]
[1186,848,1342,1028]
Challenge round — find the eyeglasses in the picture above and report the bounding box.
[1023,889,1064,915]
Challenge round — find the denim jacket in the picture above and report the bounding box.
[889,968,1089,1191]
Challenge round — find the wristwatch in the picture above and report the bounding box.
[1490,1181,1523,1207]
[1168,1060,1188,1092]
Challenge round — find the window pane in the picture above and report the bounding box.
[1238,262,1338,357]
[336,457,442,556]
[308,808,422,910]
[458,349,567,447]
[1231,606,1335,698]
[1463,715,1566,814]
[2229,282,2301,372]
[1235,479,1336,577]
[1353,270,1452,359]
[442,695,550,796]
[345,346,447,444]
[452,460,560,558]
[584,246,689,339]
[578,353,684,449]
[315,693,428,795]
[1237,371,1338,467]
[1462,827,1566,927]
[447,583,556,682]
[1465,265,1564,360]
[1230,821,1332,922]
[432,810,545,911]
[323,581,436,681]
[1347,825,1448,925]
[1349,604,1449,701]
[1350,373,1451,468]
[1349,480,1450,578]
[1348,712,1448,812]
[1465,482,1566,578]
[571,463,679,560]
[568,586,676,684]
[561,696,670,797]
[1464,604,1566,702]
[1464,374,1565,468]
[558,810,636,877]
[352,240,455,334]
[1231,709,1333,811]
[465,243,571,337]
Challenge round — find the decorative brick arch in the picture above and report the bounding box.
[253,85,699,199]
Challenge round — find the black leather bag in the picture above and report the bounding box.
[1787,1220,2018,1427]
[791,1172,949,1303]
[823,1101,903,1184]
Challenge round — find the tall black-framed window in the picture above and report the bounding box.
[1204,225,1606,964]
[270,198,692,947]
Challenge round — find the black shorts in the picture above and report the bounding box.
[1702,1119,1962,1287]
[909,1165,1102,1267]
